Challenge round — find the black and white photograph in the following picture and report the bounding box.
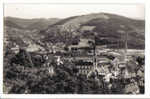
[3,4,145,94]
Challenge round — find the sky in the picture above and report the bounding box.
[4,4,145,19]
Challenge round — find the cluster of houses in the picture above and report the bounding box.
[5,29,144,94]
[8,34,128,77]
[7,28,143,78]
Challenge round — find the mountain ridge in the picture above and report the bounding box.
[4,17,61,30]
[4,13,145,49]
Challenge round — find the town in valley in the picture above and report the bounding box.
[3,11,145,94]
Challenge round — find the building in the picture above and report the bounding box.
[69,38,93,51]
[74,59,93,75]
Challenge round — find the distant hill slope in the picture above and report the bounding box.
[81,13,145,49]
[4,17,60,30]
[4,13,145,50]
[4,20,24,29]
[27,18,60,30]
[43,13,145,49]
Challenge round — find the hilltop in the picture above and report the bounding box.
[4,17,60,30]
[4,13,145,49]
[43,13,145,49]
